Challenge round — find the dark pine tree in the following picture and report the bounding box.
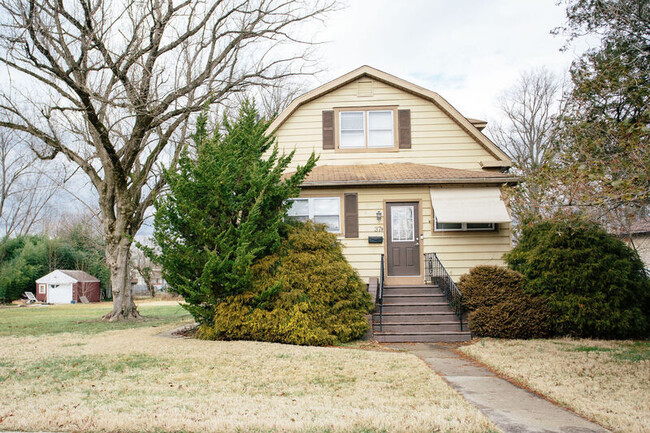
[151,101,317,325]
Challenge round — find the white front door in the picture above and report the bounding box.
[47,284,73,304]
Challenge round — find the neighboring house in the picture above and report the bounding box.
[35,270,101,304]
[270,66,518,342]
[623,219,650,272]
[131,267,167,296]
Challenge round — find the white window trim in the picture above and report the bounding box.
[434,220,495,232]
[339,111,365,149]
[367,110,395,148]
[339,110,395,149]
[38,284,46,294]
[287,197,341,233]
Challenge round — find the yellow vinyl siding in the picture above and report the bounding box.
[274,78,498,171]
[299,186,512,282]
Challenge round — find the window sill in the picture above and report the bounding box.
[333,147,400,153]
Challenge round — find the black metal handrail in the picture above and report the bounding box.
[378,253,385,331]
[424,253,463,331]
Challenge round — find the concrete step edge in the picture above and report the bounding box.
[374,331,472,336]
[373,312,457,316]
[379,302,451,306]
[373,320,467,326]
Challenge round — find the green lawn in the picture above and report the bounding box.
[0,301,191,336]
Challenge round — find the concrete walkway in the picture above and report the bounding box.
[390,343,610,433]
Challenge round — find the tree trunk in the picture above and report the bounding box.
[102,240,141,321]
[145,277,155,298]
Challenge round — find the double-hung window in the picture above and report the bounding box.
[287,197,341,233]
[339,109,395,149]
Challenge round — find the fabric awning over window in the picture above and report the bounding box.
[429,187,511,223]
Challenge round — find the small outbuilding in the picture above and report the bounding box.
[35,270,101,304]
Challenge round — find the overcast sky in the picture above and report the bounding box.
[313,0,586,124]
[5,0,592,235]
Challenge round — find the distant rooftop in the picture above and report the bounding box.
[629,219,650,235]
[59,270,100,282]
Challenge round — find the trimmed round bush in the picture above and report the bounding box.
[469,296,552,339]
[505,215,649,339]
[458,265,552,339]
[459,265,525,310]
[198,222,374,345]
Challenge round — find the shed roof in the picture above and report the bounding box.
[36,269,99,284]
[59,270,100,282]
[287,163,518,187]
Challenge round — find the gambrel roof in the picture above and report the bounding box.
[268,65,511,166]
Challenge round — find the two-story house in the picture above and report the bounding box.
[270,66,518,342]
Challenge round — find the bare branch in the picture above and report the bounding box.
[0,0,334,318]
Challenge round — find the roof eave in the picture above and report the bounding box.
[480,160,512,169]
[300,177,520,188]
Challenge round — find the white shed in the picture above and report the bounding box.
[35,270,101,304]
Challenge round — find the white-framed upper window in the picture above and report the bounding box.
[38,284,46,294]
[435,221,495,232]
[339,111,365,148]
[339,110,394,149]
[287,197,341,233]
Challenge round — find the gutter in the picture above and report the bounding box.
[299,177,521,187]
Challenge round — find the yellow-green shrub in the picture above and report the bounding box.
[198,222,374,345]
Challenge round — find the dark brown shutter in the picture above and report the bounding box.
[322,110,335,149]
[398,109,411,149]
[344,193,358,238]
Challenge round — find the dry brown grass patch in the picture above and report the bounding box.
[0,325,496,432]
[459,338,649,433]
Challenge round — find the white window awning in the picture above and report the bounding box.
[429,187,511,224]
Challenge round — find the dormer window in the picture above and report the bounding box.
[337,108,397,149]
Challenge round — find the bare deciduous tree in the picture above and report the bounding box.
[258,79,308,118]
[489,68,564,224]
[0,129,58,238]
[0,0,334,320]
[132,246,156,297]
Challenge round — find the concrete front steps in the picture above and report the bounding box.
[373,285,471,343]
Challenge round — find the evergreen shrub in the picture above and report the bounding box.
[505,215,649,338]
[152,101,316,325]
[458,265,552,339]
[198,222,374,345]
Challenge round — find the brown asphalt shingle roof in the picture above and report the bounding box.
[629,219,650,234]
[288,163,518,187]
[60,270,100,282]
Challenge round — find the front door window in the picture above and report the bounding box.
[391,206,414,241]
